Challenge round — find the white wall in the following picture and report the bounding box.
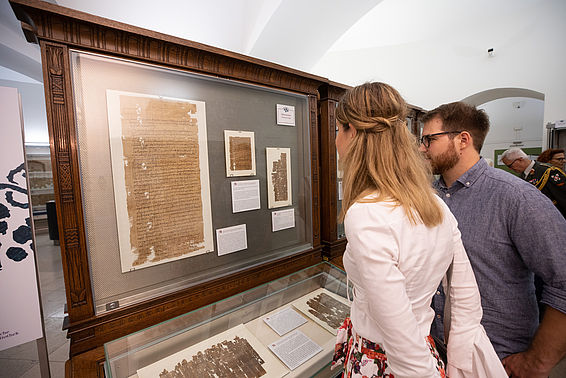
[0,78,48,145]
[2,0,564,150]
[478,97,545,162]
[312,0,566,143]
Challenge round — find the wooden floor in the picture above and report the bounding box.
[329,255,344,270]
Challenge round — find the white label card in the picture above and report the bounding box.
[231,180,260,213]
[263,307,307,336]
[276,104,296,126]
[216,224,247,256]
[272,208,295,232]
[268,330,322,371]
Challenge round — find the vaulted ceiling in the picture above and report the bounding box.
[1,0,564,123]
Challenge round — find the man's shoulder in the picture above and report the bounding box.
[480,167,564,213]
[530,162,552,177]
[454,166,545,204]
[544,167,566,188]
[478,166,532,192]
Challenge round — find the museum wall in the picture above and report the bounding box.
[0,78,48,144]
[479,97,545,164]
[313,0,566,141]
[3,0,565,151]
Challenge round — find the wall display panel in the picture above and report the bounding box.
[70,51,313,314]
[0,86,43,352]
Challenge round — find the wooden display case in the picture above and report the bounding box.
[318,82,349,264]
[10,1,328,375]
[25,145,55,215]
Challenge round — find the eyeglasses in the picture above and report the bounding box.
[419,131,462,148]
[504,158,521,169]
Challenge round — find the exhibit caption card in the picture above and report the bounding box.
[137,324,288,378]
[272,208,295,232]
[276,104,296,126]
[231,180,261,213]
[216,224,247,256]
[263,307,307,336]
[292,288,351,336]
[268,330,322,371]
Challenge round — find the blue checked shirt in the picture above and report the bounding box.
[430,158,566,359]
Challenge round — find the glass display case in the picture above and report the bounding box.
[69,51,313,315]
[104,262,348,378]
[25,145,54,215]
[10,0,324,361]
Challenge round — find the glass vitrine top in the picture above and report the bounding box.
[104,262,348,378]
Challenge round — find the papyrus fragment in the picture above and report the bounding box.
[271,152,288,202]
[119,95,204,266]
[229,136,253,171]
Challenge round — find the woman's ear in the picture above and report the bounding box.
[349,126,357,140]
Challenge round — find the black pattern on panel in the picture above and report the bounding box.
[0,164,32,271]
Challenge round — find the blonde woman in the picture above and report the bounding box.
[331,83,506,377]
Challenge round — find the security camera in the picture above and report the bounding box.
[487,48,494,57]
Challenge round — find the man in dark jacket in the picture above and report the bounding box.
[502,147,566,218]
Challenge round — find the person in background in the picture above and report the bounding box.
[332,82,505,377]
[501,147,566,218]
[420,101,566,378]
[538,148,565,170]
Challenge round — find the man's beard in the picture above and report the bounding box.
[428,142,459,175]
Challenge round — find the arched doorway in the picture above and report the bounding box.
[462,88,545,169]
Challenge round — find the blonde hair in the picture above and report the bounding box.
[337,82,443,227]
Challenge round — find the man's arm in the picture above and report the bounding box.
[545,168,566,217]
[502,306,566,377]
[506,182,566,376]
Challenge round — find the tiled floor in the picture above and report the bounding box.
[0,232,69,378]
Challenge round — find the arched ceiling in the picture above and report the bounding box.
[463,88,545,107]
[245,0,382,70]
[1,0,565,113]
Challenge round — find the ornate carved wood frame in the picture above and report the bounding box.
[10,0,325,357]
[318,82,349,259]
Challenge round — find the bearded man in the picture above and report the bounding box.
[419,102,566,378]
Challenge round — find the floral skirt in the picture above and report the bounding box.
[331,317,446,378]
